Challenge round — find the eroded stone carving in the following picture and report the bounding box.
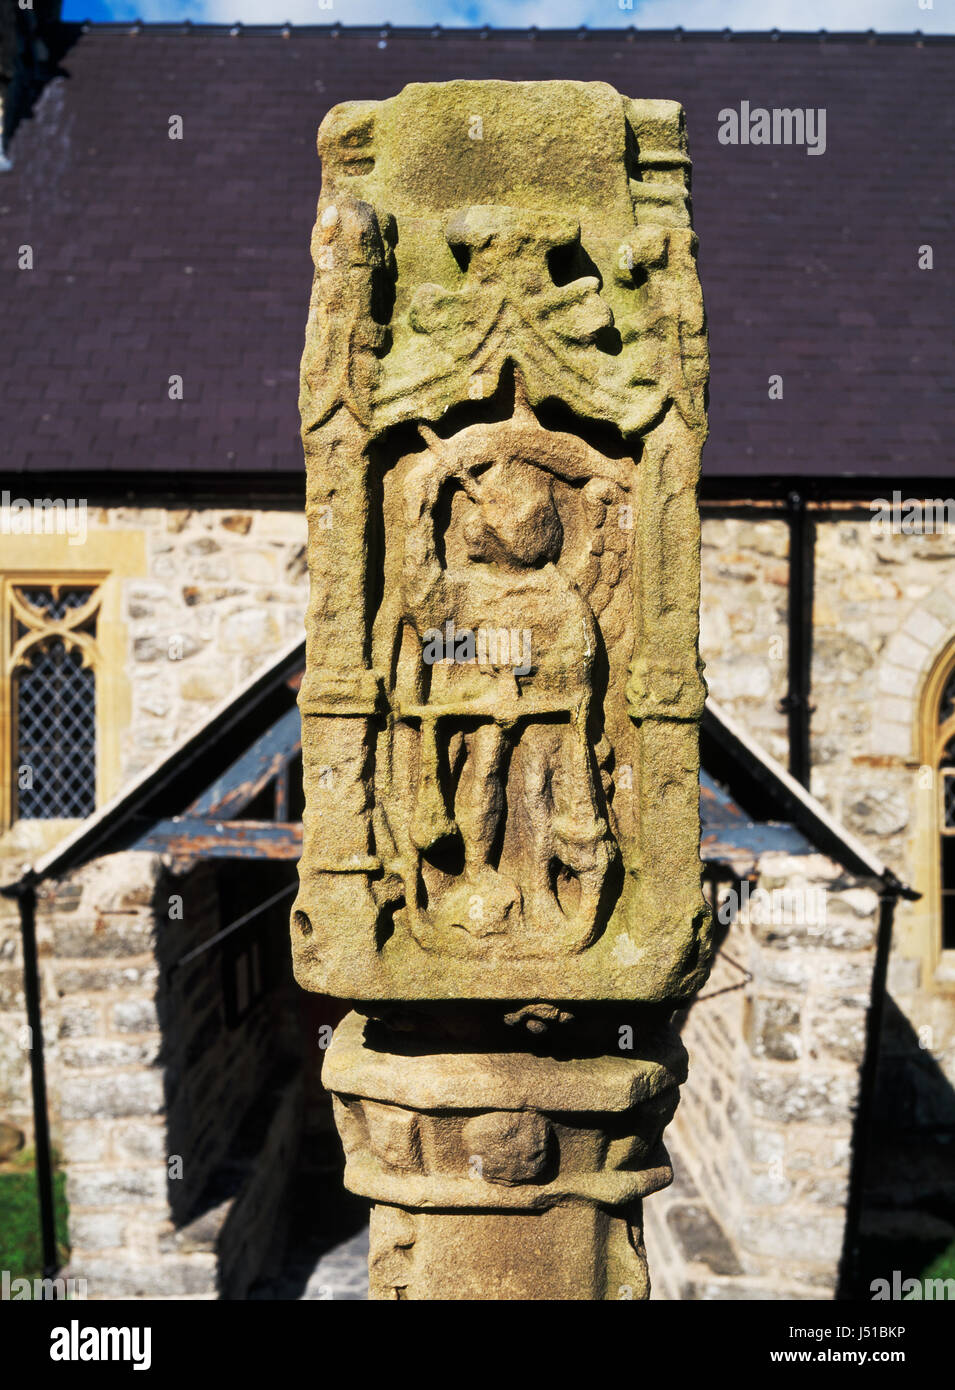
[292,79,711,1300]
[324,1010,686,1300]
[374,400,629,959]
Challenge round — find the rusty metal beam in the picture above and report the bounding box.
[185,704,302,820]
[133,817,303,865]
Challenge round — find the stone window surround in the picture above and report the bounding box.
[0,530,146,848]
[870,583,955,993]
[915,629,955,991]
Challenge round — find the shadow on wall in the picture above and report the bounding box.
[153,859,327,1299]
[855,996,955,1294]
[652,852,954,1301]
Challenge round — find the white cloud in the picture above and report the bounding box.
[628,0,946,31]
[120,0,950,31]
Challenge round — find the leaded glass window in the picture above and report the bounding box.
[940,670,955,730]
[938,673,955,952]
[10,585,101,820]
[943,742,955,835]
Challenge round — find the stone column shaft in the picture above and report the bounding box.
[292,78,711,1300]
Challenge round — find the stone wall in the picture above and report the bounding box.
[3,500,954,1297]
[0,504,308,1142]
[108,506,307,779]
[645,849,882,1299]
[39,852,179,1295]
[0,890,33,1144]
[810,517,955,1008]
[699,508,955,1213]
[700,513,790,766]
[812,515,955,1254]
[35,850,302,1298]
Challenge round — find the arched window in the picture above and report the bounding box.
[938,664,955,952]
[10,585,101,820]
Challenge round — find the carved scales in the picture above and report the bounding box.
[291,80,712,1300]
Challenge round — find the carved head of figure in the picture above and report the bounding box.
[462,456,563,570]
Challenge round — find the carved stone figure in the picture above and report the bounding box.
[292,79,711,1299]
[372,396,631,959]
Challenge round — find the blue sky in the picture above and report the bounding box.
[61,0,952,34]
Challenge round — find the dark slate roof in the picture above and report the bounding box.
[1,24,952,484]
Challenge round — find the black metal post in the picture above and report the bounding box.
[781,490,815,786]
[16,880,59,1280]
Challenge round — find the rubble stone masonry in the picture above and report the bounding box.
[2,502,953,1297]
